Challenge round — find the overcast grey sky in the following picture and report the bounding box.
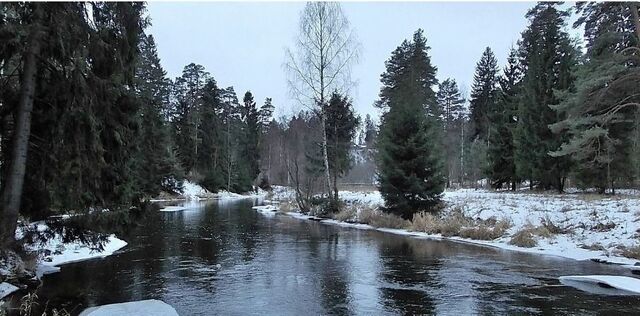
[147,2,575,121]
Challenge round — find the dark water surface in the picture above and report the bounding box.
[35,199,640,315]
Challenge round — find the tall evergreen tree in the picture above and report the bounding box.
[486,48,522,190]
[376,29,445,219]
[0,3,147,246]
[241,91,261,184]
[437,78,465,187]
[258,97,275,133]
[172,63,210,174]
[514,3,576,192]
[469,47,499,142]
[134,34,183,196]
[549,2,640,193]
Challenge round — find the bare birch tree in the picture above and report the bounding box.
[284,2,360,203]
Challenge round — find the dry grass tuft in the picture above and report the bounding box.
[540,216,570,234]
[459,219,513,240]
[592,221,616,232]
[618,244,640,260]
[279,201,295,213]
[580,243,606,251]
[509,228,537,248]
[409,208,511,241]
[333,206,357,222]
[353,206,409,229]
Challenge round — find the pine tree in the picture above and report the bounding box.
[486,48,522,190]
[549,2,640,193]
[172,63,210,174]
[376,29,445,219]
[514,3,576,192]
[259,97,275,133]
[469,47,499,142]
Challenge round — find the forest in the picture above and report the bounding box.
[0,0,639,291]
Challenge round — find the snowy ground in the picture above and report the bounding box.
[155,181,266,203]
[271,187,640,268]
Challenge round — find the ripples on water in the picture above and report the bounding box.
[31,199,640,315]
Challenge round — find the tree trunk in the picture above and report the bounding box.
[0,5,42,248]
[321,112,333,201]
[630,3,640,44]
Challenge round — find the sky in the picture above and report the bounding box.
[147,2,575,122]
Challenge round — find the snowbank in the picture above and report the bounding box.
[18,223,128,277]
[269,187,640,267]
[181,181,216,200]
[179,181,266,201]
[79,299,178,316]
[559,275,640,295]
[0,282,18,300]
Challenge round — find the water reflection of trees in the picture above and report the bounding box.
[376,235,443,315]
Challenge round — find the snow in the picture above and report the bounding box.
[79,299,178,316]
[181,181,216,200]
[180,181,266,201]
[0,282,19,300]
[269,186,640,267]
[559,275,640,295]
[18,223,128,277]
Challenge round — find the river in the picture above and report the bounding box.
[33,199,640,315]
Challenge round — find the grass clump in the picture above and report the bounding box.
[410,208,511,240]
[332,206,357,222]
[459,219,512,240]
[580,243,606,251]
[358,207,409,229]
[618,244,640,260]
[509,228,537,248]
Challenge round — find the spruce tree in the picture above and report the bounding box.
[376,29,445,219]
[486,48,522,190]
[241,91,261,185]
[469,47,499,142]
[134,34,183,196]
[325,92,360,205]
[514,3,577,192]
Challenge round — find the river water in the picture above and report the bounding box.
[34,199,640,315]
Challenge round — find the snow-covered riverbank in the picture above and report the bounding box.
[268,187,640,268]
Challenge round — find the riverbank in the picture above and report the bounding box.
[267,186,640,268]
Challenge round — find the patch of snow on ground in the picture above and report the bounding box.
[181,181,215,200]
[79,299,178,316]
[559,275,640,295]
[20,224,128,277]
[0,282,19,300]
[441,189,640,265]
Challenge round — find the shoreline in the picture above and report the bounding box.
[264,187,640,270]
